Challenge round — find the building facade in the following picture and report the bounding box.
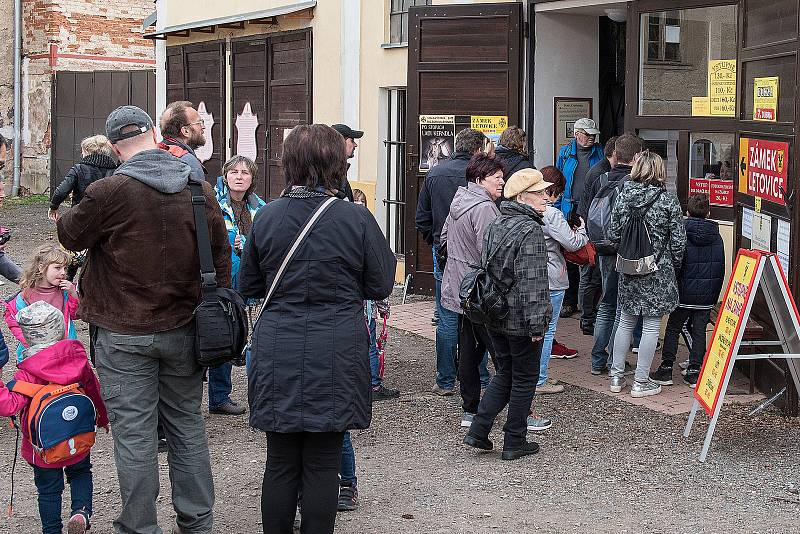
[150,0,799,412]
[1,0,155,193]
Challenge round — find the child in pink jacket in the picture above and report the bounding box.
[4,245,79,363]
[0,301,107,534]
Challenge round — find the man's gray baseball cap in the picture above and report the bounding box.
[106,105,154,143]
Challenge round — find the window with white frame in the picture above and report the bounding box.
[389,0,432,44]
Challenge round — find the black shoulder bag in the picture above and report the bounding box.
[190,181,249,368]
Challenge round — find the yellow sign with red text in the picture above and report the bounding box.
[696,252,760,415]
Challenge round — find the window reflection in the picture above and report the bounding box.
[639,5,738,116]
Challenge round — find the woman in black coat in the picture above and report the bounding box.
[238,124,396,534]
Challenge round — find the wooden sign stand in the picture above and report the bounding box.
[684,250,800,462]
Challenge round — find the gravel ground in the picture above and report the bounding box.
[1,200,799,533]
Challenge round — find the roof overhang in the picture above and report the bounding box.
[143,1,315,40]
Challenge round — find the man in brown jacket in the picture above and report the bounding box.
[57,105,230,534]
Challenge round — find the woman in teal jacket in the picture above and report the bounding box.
[209,155,266,416]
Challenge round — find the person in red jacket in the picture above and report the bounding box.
[0,301,108,534]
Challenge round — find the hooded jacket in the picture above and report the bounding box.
[440,183,501,314]
[56,149,231,334]
[50,153,117,210]
[678,217,725,308]
[608,181,687,317]
[483,201,551,338]
[555,139,604,219]
[415,152,472,246]
[0,340,108,468]
[542,205,589,290]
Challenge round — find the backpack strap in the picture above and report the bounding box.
[599,172,610,189]
[6,379,44,398]
[189,181,218,296]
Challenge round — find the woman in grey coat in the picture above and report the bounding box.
[440,154,504,428]
[607,151,686,397]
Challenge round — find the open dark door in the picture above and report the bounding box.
[266,30,312,199]
[166,41,226,181]
[231,30,312,200]
[404,2,522,294]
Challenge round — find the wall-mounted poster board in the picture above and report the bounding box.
[554,97,592,161]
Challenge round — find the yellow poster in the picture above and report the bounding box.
[470,116,508,144]
[738,137,749,193]
[692,97,710,116]
[753,76,779,122]
[695,252,760,415]
[708,60,737,117]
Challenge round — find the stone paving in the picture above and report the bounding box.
[389,299,764,416]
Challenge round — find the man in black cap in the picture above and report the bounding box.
[57,105,230,534]
[331,123,363,202]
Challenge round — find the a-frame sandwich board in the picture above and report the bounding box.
[684,249,800,462]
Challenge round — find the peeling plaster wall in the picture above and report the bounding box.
[1,0,155,193]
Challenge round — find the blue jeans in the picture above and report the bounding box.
[208,362,233,409]
[33,455,93,534]
[591,255,642,371]
[368,313,381,387]
[539,290,565,386]
[340,431,356,486]
[433,245,458,390]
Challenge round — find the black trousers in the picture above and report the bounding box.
[564,262,580,307]
[579,263,602,327]
[458,315,496,414]
[468,332,542,450]
[661,307,711,370]
[262,431,344,534]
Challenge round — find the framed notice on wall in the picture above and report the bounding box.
[554,97,593,161]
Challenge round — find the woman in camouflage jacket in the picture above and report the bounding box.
[607,151,686,398]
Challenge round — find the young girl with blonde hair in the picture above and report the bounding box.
[4,245,79,362]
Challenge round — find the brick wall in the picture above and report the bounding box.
[1,0,155,193]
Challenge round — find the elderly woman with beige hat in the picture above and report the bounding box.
[463,168,553,461]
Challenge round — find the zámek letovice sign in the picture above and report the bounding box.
[739,137,789,205]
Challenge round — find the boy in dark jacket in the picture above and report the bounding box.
[650,193,725,387]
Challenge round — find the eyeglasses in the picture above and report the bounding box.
[183,120,205,128]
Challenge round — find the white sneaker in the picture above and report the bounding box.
[631,380,662,398]
[460,412,475,428]
[610,376,626,393]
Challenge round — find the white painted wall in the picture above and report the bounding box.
[532,13,600,168]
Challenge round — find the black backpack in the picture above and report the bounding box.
[615,190,665,276]
[459,218,527,325]
[587,173,626,255]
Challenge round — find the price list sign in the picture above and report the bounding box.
[695,252,759,415]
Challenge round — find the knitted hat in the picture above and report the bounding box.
[16,301,65,359]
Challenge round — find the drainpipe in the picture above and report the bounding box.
[12,0,22,196]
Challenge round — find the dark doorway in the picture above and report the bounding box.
[598,17,626,142]
[52,70,155,192]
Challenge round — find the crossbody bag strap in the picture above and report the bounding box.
[189,181,217,295]
[251,196,338,327]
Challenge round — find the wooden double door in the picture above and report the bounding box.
[166,29,312,198]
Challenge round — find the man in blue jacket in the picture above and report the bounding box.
[555,118,604,320]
